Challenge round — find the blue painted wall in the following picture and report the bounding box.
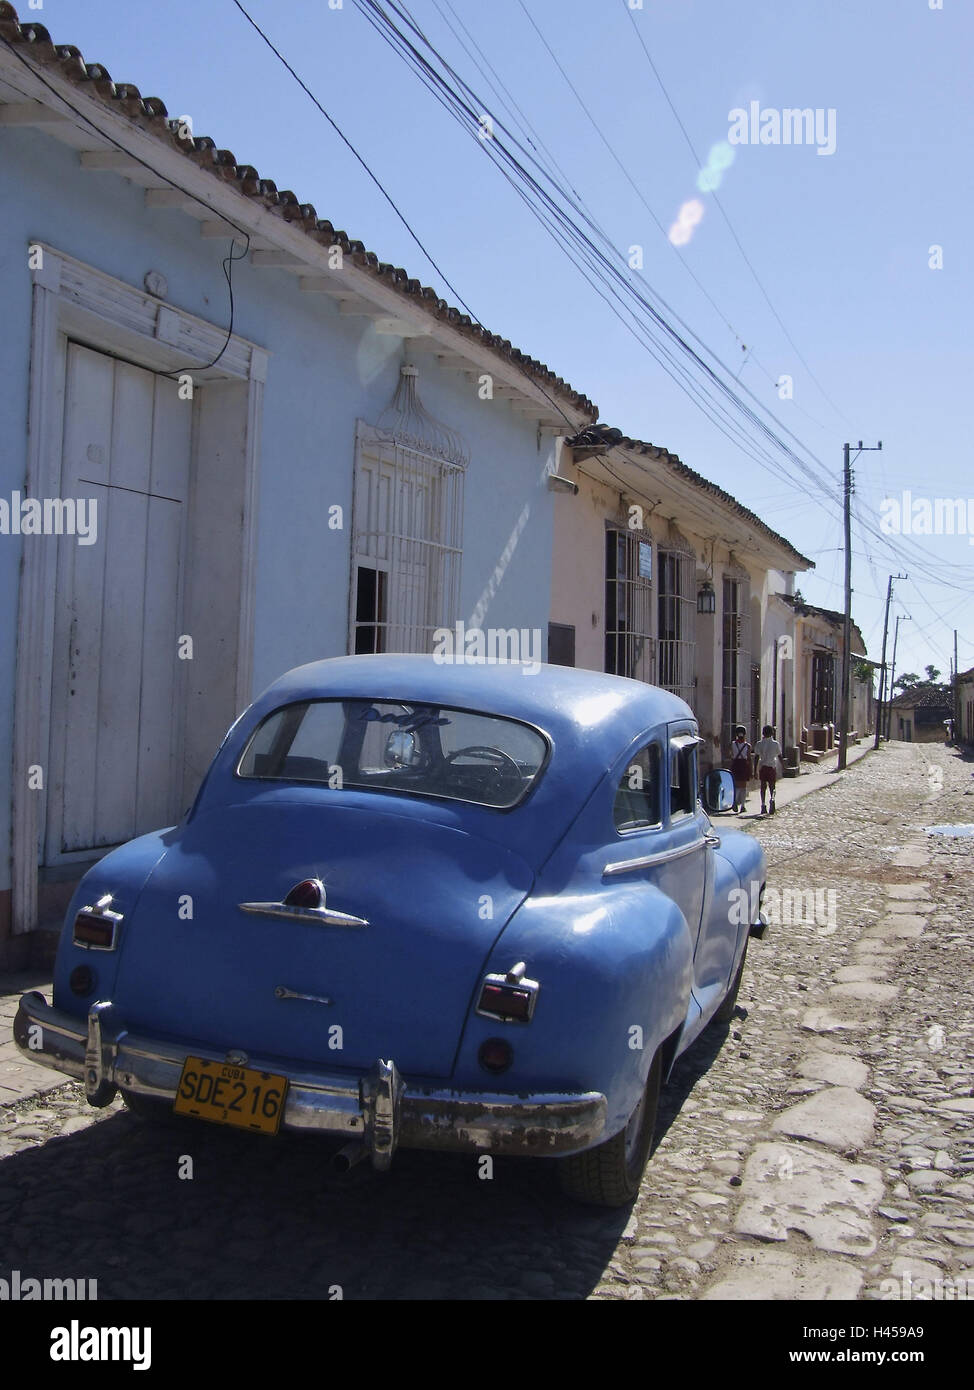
[0,125,557,896]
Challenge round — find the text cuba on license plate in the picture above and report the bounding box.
[173,1057,288,1133]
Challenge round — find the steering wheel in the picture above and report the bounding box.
[441,745,522,800]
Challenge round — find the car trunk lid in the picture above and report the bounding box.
[112,799,532,1079]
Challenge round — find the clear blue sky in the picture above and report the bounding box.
[42,0,973,680]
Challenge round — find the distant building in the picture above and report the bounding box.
[774,594,873,758]
[886,684,954,743]
[957,667,974,745]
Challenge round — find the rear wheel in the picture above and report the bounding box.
[713,944,748,1024]
[557,1048,662,1207]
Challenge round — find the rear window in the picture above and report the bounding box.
[237,699,548,810]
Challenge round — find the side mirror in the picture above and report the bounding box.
[703,768,735,813]
[384,730,420,769]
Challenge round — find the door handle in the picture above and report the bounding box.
[705,833,721,848]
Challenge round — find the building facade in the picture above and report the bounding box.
[0,14,594,962]
[549,426,813,773]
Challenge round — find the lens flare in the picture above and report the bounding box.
[669,198,705,246]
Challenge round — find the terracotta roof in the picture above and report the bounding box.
[569,424,814,570]
[776,593,866,653]
[0,3,596,421]
[888,683,953,710]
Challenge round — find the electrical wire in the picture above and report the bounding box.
[619,0,852,429]
[1,32,250,377]
[353,0,974,609]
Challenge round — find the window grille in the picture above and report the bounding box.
[349,368,465,655]
[657,539,696,706]
[722,573,752,748]
[811,651,836,725]
[605,528,654,683]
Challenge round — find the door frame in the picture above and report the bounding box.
[11,246,267,933]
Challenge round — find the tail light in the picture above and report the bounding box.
[72,894,122,951]
[476,962,539,1023]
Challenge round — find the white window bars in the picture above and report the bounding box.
[349,367,466,655]
[605,528,654,684]
[722,572,752,748]
[657,544,696,707]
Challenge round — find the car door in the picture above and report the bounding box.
[661,724,715,962]
[605,724,713,959]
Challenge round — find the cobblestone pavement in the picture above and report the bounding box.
[1,741,971,1300]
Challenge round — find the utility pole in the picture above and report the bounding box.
[955,629,960,741]
[838,440,882,770]
[873,572,908,749]
[886,612,911,740]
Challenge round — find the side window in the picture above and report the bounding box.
[613,744,662,832]
[669,742,699,818]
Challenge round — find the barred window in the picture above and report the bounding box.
[350,423,464,655]
[605,528,653,683]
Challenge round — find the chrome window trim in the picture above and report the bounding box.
[603,835,708,877]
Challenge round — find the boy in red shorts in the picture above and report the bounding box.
[754,724,783,815]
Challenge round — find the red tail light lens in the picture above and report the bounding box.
[72,895,122,951]
[476,965,539,1023]
[284,878,325,909]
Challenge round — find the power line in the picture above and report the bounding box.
[620,0,852,428]
[354,1,839,497]
[230,0,474,317]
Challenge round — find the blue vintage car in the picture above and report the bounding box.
[15,656,766,1206]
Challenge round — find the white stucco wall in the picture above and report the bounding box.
[0,125,562,904]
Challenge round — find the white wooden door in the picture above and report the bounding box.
[46,343,191,858]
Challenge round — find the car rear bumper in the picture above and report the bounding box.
[13,992,607,1166]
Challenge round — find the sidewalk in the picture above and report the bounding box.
[0,969,61,1106]
[723,741,874,822]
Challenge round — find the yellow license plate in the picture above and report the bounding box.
[173,1056,288,1134]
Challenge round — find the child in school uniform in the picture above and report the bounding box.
[753,724,783,815]
[729,725,752,814]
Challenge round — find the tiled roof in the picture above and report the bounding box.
[0,3,596,421]
[776,593,866,652]
[888,683,953,711]
[569,424,814,570]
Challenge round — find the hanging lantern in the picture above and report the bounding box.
[697,580,716,614]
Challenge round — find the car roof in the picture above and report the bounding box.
[248,654,695,761]
[198,656,697,867]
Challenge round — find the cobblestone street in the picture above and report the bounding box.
[1,741,971,1301]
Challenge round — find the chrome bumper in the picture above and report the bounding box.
[13,992,606,1167]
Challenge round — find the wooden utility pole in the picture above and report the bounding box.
[873,572,907,749]
[838,440,881,770]
[886,612,911,739]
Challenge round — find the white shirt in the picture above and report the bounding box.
[755,737,782,768]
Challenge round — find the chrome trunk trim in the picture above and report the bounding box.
[238,902,369,928]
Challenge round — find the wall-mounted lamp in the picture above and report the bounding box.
[697,580,716,614]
